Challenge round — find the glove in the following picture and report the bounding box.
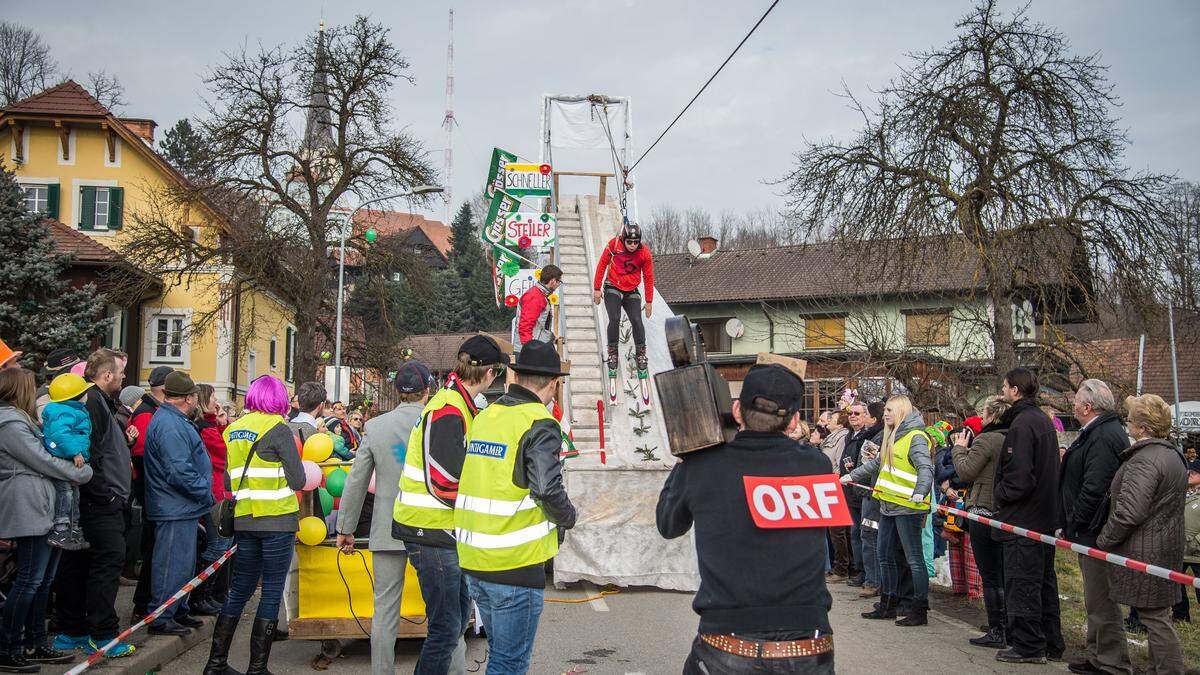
[839,474,853,485]
[912,493,928,504]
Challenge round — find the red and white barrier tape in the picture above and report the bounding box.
[64,545,237,674]
[846,481,1199,590]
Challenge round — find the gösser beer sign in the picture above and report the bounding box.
[503,211,557,251]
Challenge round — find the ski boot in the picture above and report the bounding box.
[606,344,619,403]
[635,345,651,405]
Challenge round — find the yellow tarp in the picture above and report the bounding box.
[296,546,426,619]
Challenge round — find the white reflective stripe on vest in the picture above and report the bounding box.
[455,494,539,517]
[229,466,287,480]
[402,464,426,483]
[885,465,919,482]
[232,487,295,501]
[875,477,916,498]
[399,491,452,510]
[455,521,556,550]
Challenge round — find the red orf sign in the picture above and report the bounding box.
[743,474,853,529]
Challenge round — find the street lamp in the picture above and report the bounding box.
[333,185,444,402]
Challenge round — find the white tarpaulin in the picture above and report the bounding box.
[546,98,630,154]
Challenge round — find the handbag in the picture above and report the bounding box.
[218,434,263,538]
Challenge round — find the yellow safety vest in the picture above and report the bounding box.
[392,386,475,530]
[873,429,933,512]
[455,401,559,572]
[224,411,296,518]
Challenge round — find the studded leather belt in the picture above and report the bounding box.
[700,633,834,659]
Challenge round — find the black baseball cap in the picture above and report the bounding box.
[149,366,175,388]
[738,364,805,417]
[44,348,80,373]
[458,335,509,367]
[394,361,433,394]
[510,340,569,377]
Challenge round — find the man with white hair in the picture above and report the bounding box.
[1058,379,1131,674]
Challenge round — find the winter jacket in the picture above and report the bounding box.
[517,282,555,348]
[129,394,160,459]
[952,425,1006,512]
[41,399,92,460]
[0,404,93,539]
[1184,489,1200,565]
[81,385,131,505]
[144,401,214,521]
[848,410,934,517]
[842,422,884,507]
[992,398,1059,535]
[198,413,229,501]
[233,421,307,533]
[1097,438,1188,609]
[336,401,424,553]
[657,430,833,635]
[819,427,849,468]
[1058,411,1127,546]
[593,237,655,303]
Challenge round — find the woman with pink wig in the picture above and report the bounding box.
[203,375,304,675]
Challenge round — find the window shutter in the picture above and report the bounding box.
[109,187,124,230]
[79,187,96,229]
[46,184,60,220]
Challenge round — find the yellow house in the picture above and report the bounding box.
[1,80,296,401]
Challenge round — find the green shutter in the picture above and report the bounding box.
[79,187,96,230]
[109,187,124,230]
[46,184,60,220]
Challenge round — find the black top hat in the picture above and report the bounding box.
[44,348,80,373]
[511,340,570,377]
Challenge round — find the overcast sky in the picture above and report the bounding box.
[10,1,1198,224]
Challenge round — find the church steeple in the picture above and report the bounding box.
[302,20,335,156]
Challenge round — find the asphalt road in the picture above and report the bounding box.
[165,580,1069,674]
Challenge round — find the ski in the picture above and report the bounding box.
[637,370,651,406]
[606,366,619,404]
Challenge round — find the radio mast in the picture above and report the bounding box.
[442,8,455,224]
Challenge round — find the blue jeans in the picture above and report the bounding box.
[200,509,233,562]
[466,577,544,675]
[223,530,294,620]
[149,519,198,625]
[0,535,60,651]
[878,512,928,604]
[407,543,470,675]
[53,480,78,529]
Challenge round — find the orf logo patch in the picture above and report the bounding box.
[467,440,507,459]
[743,474,852,529]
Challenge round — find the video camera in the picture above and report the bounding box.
[653,315,738,456]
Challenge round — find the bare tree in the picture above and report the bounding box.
[779,0,1174,376]
[0,22,56,106]
[115,17,436,383]
[86,69,126,111]
[1163,181,1200,312]
[643,204,685,253]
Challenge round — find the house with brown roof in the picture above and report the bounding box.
[3,81,297,399]
[654,232,1087,414]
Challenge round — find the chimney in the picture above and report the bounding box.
[120,118,156,144]
[698,236,719,254]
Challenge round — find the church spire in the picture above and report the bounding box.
[302,20,335,155]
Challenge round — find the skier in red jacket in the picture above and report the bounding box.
[592,223,654,377]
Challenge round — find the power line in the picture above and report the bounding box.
[628,0,782,173]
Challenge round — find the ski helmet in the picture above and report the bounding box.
[622,223,642,245]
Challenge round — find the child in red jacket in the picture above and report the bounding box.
[592,223,653,375]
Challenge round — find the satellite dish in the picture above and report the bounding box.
[686,240,702,258]
[725,318,745,339]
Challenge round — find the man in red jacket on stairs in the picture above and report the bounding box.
[592,223,654,377]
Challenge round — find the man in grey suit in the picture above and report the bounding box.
[335,361,434,674]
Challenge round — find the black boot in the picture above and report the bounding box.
[246,618,277,675]
[212,562,231,607]
[970,587,1007,648]
[0,651,39,673]
[635,344,648,372]
[862,594,897,619]
[203,614,243,675]
[895,600,928,626]
[606,345,619,372]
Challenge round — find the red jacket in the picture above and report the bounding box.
[593,238,654,303]
[517,284,553,345]
[199,413,229,501]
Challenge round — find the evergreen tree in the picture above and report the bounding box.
[0,166,109,366]
[447,202,508,330]
[158,119,212,182]
[430,270,474,333]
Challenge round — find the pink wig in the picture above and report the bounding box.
[244,375,290,416]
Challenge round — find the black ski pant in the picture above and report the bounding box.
[603,285,645,347]
[1002,537,1064,657]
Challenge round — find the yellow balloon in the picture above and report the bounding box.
[297,516,327,546]
[302,433,334,462]
[323,464,343,478]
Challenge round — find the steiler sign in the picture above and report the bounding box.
[743,475,852,529]
[503,162,553,197]
[503,211,557,250]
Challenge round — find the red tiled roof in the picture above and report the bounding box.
[49,220,122,263]
[352,210,452,257]
[401,332,509,372]
[4,80,110,117]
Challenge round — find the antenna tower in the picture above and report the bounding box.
[442,8,456,224]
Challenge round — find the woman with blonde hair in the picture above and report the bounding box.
[844,394,935,626]
[1097,394,1187,673]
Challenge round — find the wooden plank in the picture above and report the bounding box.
[289,616,430,640]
